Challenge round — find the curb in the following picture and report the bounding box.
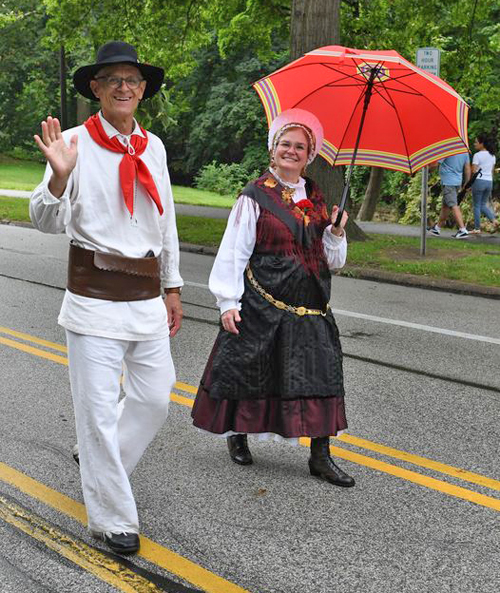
[3,221,499,300]
[338,266,500,300]
[180,240,500,300]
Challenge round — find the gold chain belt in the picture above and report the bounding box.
[245,265,329,317]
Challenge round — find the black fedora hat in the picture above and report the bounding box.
[73,41,164,101]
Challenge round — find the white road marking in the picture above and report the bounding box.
[331,308,500,345]
[183,281,500,345]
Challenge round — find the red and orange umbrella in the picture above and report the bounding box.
[254,45,469,173]
[253,45,469,220]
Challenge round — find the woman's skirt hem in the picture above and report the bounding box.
[191,387,348,439]
[194,427,347,446]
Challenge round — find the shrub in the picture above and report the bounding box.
[398,170,500,228]
[195,161,260,196]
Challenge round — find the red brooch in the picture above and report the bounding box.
[295,198,314,212]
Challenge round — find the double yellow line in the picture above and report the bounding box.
[1,325,500,511]
[0,326,248,592]
[1,325,499,591]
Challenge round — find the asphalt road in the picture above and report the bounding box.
[0,223,499,593]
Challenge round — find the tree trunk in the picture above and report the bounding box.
[357,167,385,221]
[76,97,91,125]
[290,0,367,240]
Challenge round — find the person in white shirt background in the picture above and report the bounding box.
[191,108,355,489]
[30,41,183,555]
[470,133,498,234]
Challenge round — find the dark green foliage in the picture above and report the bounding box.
[1,0,499,223]
[195,161,260,196]
[0,1,65,157]
[161,40,289,184]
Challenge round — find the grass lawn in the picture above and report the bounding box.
[172,186,234,208]
[0,196,32,222]
[0,196,227,245]
[0,155,46,191]
[0,154,234,208]
[2,195,499,287]
[347,235,500,287]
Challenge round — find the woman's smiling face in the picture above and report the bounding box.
[273,128,310,180]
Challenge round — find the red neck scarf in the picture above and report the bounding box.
[84,114,163,216]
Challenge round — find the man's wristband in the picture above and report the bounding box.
[165,287,182,295]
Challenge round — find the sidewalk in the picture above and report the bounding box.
[3,189,499,298]
[4,188,500,244]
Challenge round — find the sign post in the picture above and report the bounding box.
[420,166,429,256]
[416,48,441,256]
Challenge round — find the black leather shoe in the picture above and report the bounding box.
[309,437,355,487]
[227,434,253,465]
[103,532,140,555]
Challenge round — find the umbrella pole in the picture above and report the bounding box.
[334,68,378,227]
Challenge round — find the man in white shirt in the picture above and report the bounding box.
[30,41,183,555]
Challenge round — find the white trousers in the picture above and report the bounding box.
[66,330,175,534]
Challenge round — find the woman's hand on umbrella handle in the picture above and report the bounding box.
[331,205,348,236]
[221,309,241,334]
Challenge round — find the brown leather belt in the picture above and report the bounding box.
[67,243,161,302]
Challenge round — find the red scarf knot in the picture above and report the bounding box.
[84,113,164,216]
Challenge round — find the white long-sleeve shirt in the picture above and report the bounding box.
[209,178,347,314]
[30,112,183,340]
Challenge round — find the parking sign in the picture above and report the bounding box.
[416,48,441,77]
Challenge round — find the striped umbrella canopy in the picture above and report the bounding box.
[253,45,469,175]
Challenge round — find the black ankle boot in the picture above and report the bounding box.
[309,437,355,487]
[227,434,253,465]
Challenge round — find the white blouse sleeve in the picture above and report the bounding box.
[29,161,73,234]
[322,225,347,270]
[209,195,260,314]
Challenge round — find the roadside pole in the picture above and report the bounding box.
[416,48,441,257]
[59,45,68,130]
[420,166,428,256]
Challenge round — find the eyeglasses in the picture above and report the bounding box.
[94,76,144,89]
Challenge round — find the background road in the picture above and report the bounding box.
[0,223,499,592]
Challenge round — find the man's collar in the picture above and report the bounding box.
[98,111,145,139]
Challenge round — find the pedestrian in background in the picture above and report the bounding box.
[30,41,183,555]
[429,152,471,239]
[470,133,498,234]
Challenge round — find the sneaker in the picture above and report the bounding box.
[469,229,482,234]
[72,444,79,465]
[452,229,469,239]
[428,224,440,236]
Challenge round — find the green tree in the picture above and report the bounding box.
[0,0,62,157]
[342,0,500,219]
[162,39,289,183]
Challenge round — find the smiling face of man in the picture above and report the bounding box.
[89,64,146,133]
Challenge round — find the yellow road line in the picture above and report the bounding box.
[2,327,500,511]
[0,495,165,593]
[337,433,500,492]
[0,336,68,365]
[297,438,500,512]
[0,326,68,353]
[0,328,194,397]
[175,381,198,395]
[171,393,196,408]
[0,462,249,593]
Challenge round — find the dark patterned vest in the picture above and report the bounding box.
[242,170,332,310]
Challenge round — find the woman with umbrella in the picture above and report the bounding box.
[191,108,355,488]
